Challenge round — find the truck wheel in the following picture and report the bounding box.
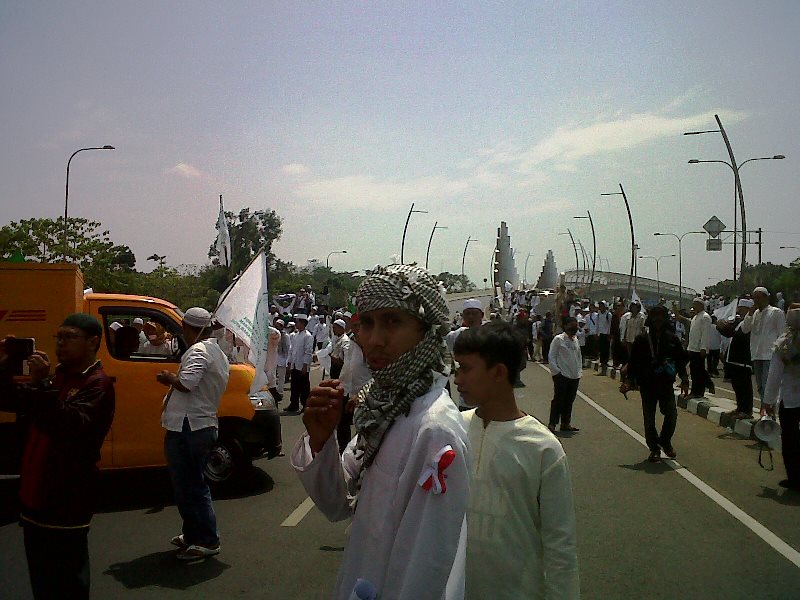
[205,436,250,485]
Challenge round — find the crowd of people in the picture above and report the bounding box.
[1,267,798,599]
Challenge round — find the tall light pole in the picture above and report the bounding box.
[326,250,347,269]
[780,245,800,250]
[425,221,448,270]
[523,252,533,286]
[685,114,785,293]
[653,231,705,309]
[601,184,635,301]
[400,203,428,265]
[462,236,478,277]
[577,240,588,285]
[559,230,580,288]
[574,211,596,299]
[63,145,115,260]
[638,254,675,298]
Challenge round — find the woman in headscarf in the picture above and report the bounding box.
[291,264,469,600]
[762,305,800,491]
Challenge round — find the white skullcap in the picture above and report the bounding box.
[463,298,483,312]
[132,317,144,325]
[183,307,213,328]
[343,311,353,319]
[752,286,769,296]
[293,313,309,322]
[333,319,346,329]
[109,321,122,331]
[737,298,754,308]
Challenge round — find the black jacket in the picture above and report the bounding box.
[626,328,689,388]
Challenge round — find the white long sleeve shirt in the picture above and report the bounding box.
[464,410,580,600]
[594,310,612,335]
[287,329,314,369]
[762,345,800,409]
[741,306,787,360]
[161,338,230,431]
[687,311,712,353]
[291,377,469,600]
[549,333,583,380]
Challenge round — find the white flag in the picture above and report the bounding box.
[215,195,232,268]
[214,251,272,394]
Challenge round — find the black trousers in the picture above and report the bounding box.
[707,350,721,375]
[612,337,628,367]
[23,522,90,600]
[288,368,310,409]
[541,338,552,363]
[640,384,677,452]
[549,374,580,427]
[728,364,754,414]
[585,335,597,359]
[779,403,800,485]
[688,351,708,397]
[597,334,610,369]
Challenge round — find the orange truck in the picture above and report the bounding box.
[0,262,281,484]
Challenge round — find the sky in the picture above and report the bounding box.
[1,1,799,292]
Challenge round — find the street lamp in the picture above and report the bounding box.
[653,231,705,309]
[558,230,580,288]
[577,240,589,286]
[63,145,115,260]
[574,211,596,299]
[461,236,478,277]
[638,254,675,298]
[684,113,785,292]
[400,203,428,265]
[780,245,800,250]
[601,184,636,301]
[425,221,448,270]
[326,250,347,269]
[523,253,533,287]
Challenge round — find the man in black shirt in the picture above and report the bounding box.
[620,305,689,462]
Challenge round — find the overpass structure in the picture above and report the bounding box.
[561,269,697,305]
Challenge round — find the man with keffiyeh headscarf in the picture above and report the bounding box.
[290,264,469,600]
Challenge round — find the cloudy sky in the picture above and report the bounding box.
[1,2,798,291]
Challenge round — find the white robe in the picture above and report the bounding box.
[292,376,469,600]
[463,410,580,600]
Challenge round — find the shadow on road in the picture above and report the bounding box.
[104,550,231,590]
[756,486,800,507]
[618,460,673,475]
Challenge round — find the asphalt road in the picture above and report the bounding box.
[1,362,799,599]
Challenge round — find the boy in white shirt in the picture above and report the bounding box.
[454,321,580,600]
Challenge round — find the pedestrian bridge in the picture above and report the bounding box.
[561,270,697,305]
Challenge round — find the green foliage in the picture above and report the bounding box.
[436,272,476,293]
[208,208,283,279]
[705,261,800,300]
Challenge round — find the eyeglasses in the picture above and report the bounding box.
[54,333,88,343]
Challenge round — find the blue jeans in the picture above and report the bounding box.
[753,359,771,401]
[164,418,219,546]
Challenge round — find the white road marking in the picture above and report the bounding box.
[281,497,316,527]
[537,364,800,569]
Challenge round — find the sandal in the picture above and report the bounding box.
[177,544,221,560]
[170,534,187,549]
[648,450,661,463]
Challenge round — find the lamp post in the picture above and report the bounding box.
[462,236,478,277]
[425,221,448,270]
[63,145,115,260]
[523,252,533,287]
[780,245,800,250]
[400,203,428,265]
[653,231,705,309]
[326,250,347,269]
[601,184,635,301]
[559,230,580,288]
[685,114,785,292]
[638,254,675,298]
[577,240,589,286]
[574,211,596,299]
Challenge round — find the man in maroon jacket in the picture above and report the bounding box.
[0,313,115,600]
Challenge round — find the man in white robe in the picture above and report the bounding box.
[291,264,469,600]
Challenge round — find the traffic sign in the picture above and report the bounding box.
[706,238,723,251]
[703,216,726,238]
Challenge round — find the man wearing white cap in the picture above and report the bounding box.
[676,298,712,399]
[156,307,230,559]
[286,314,314,412]
[741,287,786,401]
[132,317,147,349]
[717,298,754,418]
[445,299,484,409]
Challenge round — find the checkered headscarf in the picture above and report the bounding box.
[351,264,450,499]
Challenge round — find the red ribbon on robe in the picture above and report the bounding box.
[417,445,456,494]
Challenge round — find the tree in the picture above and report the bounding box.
[0,217,137,291]
[435,272,476,293]
[208,208,283,280]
